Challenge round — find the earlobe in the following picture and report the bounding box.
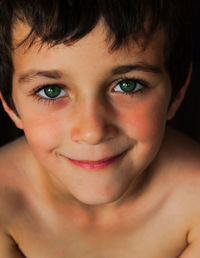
[167,65,192,120]
[0,93,24,129]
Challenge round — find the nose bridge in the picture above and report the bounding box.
[70,96,118,145]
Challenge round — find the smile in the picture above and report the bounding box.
[65,150,128,170]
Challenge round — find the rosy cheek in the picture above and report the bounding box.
[117,99,168,141]
[22,113,63,151]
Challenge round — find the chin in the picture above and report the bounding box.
[71,184,127,206]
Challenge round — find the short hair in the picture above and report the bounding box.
[0,0,192,112]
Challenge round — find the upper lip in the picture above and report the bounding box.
[66,149,128,164]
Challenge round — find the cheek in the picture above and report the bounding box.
[21,112,64,153]
[13,92,69,152]
[117,98,169,142]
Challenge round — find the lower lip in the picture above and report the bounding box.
[66,151,127,170]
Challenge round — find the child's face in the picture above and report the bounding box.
[11,21,171,205]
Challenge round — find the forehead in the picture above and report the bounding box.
[11,21,166,76]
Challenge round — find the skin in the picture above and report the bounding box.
[1,20,200,257]
[11,21,172,206]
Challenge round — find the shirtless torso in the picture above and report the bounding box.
[1,128,200,258]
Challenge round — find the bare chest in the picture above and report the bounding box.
[10,210,187,258]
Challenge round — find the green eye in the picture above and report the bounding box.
[44,85,61,98]
[113,79,144,94]
[119,80,137,92]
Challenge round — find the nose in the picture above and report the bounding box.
[70,99,118,145]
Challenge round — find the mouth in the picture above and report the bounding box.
[65,150,128,170]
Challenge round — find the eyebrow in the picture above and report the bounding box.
[18,70,63,83]
[18,62,162,83]
[111,62,162,75]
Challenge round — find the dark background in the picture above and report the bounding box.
[0,1,200,147]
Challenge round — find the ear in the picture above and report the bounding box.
[167,65,192,120]
[0,93,24,129]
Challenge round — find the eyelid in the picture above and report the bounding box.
[111,77,150,93]
[38,86,67,99]
[33,83,66,93]
[30,83,66,96]
[29,83,68,104]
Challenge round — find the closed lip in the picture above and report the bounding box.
[65,149,128,169]
[68,150,127,164]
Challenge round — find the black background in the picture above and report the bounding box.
[0,1,200,146]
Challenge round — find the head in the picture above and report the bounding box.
[0,0,192,205]
[0,0,192,112]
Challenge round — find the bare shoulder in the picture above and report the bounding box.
[152,128,200,255]
[0,136,28,167]
[0,136,26,166]
[0,136,39,226]
[164,130,200,257]
[0,135,35,196]
[0,136,29,191]
[159,127,200,213]
[0,137,29,257]
[0,136,29,216]
[154,127,200,213]
[163,127,200,177]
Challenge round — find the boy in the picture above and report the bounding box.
[0,0,199,257]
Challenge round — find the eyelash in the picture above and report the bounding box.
[113,77,149,96]
[30,77,149,105]
[30,84,66,105]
